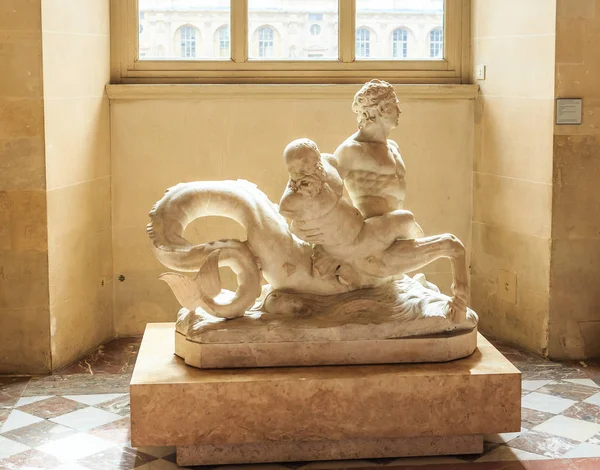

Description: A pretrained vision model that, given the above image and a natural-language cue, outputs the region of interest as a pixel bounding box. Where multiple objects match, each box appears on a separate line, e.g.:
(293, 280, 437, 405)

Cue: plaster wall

(470, 0, 556, 354)
(110, 94, 474, 335)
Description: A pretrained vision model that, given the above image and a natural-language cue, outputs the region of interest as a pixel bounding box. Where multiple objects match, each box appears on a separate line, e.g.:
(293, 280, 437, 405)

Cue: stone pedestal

(130, 323, 521, 466)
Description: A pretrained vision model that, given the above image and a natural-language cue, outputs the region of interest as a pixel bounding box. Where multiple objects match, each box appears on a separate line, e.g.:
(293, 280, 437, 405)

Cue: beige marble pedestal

(130, 323, 521, 466)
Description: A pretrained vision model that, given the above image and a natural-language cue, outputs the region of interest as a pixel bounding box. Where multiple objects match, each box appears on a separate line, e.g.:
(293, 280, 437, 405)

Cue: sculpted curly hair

(351, 79, 397, 129)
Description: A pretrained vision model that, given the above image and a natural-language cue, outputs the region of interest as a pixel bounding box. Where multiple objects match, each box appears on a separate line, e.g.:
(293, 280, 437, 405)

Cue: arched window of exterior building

(392, 28, 408, 58)
(356, 27, 371, 58)
(428, 28, 443, 58)
(257, 26, 275, 58)
(178, 25, 198, 58)
(217, 25, 230, 58)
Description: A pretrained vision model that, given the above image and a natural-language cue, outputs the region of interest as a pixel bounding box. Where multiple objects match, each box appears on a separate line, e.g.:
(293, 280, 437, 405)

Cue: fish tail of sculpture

(160, 249, 261, 319)
(147, 181, 271, 318)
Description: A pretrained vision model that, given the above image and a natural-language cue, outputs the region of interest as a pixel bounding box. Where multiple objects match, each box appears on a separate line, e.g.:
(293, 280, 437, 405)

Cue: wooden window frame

(111, 0, 471, 84)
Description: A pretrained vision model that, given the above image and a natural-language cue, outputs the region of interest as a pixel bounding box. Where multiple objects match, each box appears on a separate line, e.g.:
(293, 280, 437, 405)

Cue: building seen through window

(356, 28, 371, 58)
(392, 28, 408, 58)
(257, 26, 275, 58)
(429, 27, 443, 58)
(218, 25, 230, 58)
(138, 0, 444, 61)
(179, 25, 197, 58)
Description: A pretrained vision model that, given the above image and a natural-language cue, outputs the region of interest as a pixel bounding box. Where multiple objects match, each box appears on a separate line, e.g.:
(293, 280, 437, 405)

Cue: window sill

(105, 83, 479, 101)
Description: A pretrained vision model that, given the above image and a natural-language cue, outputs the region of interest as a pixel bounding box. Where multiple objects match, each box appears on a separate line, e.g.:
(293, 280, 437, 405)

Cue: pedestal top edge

(130, 323, 520, 386)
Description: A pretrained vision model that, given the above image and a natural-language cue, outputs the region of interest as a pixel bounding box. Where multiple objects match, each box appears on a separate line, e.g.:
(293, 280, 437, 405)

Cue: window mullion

(231, 0, 248, 63)
(339, 0, 355, 63)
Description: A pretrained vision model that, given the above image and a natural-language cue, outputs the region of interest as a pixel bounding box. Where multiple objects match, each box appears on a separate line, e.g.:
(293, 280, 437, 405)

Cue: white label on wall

(556, 98, 583, 125)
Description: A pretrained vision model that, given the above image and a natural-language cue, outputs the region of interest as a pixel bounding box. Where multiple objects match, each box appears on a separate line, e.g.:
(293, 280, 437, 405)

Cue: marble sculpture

(147, 79, 478, 367)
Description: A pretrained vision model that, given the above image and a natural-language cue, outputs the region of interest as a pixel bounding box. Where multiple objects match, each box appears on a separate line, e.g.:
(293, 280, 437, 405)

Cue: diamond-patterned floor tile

(0, 435, 31, 459)
(584, 391, 600, 407)
(563, 401, 600, 424)
(0, 377, 30, 408)
(78, 446, 157, 469)
(565, 378, 600, 388)
(36, 432, 115, 462)
(64, 393, 128, 406)
(0, 407, 10, 427)
(53, 464, 93, 470)
(565, 442, 600, 458)
(50, 406, 123, 431)
(0, 448, 63, 469)
(521, 391, 577, 414)
(521, 407, 555, 429)
(507, 430, 580, 458)
(95, 394, 130, 416)
(0, 409, 44, 433)
(0, 419, 76, 447)
(522, 380, 554, 391)
(88, 417, 131, 445)
(533, 415, 600, 442)
(14, 395, 53, 407)
(537, 381, 600, 401)
(17, 396, 87, 419)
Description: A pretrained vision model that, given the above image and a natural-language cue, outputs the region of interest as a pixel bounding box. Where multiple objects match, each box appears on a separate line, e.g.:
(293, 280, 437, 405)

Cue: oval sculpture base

(174, 327, 478, 369)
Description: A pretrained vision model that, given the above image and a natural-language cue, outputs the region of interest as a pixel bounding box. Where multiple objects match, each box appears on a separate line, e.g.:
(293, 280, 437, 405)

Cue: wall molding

(106, 84, 480, 101)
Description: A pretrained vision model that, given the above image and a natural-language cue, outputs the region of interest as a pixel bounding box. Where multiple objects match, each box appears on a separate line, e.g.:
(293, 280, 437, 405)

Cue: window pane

(248, 0, 338, 60)
(355, 0, 444, 60)
(138, 0, 231, 60)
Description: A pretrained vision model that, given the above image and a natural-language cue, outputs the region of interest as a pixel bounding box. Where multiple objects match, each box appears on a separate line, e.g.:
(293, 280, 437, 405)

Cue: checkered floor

(1, 337, 600, 469)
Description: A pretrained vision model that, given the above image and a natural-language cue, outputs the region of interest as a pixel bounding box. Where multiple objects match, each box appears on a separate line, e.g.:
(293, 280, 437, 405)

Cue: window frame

(111, 0, 470, 84)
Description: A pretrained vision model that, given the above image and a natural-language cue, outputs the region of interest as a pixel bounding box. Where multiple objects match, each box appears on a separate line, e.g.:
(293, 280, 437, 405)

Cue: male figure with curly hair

(334, 79, 417, 226)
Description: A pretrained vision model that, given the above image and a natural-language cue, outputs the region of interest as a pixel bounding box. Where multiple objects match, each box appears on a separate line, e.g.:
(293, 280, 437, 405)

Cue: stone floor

(1, 337, 600, 469)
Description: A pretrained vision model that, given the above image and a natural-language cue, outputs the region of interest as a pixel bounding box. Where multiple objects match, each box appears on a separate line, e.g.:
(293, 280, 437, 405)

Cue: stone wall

(41, 0, 113, 369)
(0, 1, 51, 374)
(0, 1, 112, 373)
(549, 0, 600, 358)
(470, 0, 557, 354)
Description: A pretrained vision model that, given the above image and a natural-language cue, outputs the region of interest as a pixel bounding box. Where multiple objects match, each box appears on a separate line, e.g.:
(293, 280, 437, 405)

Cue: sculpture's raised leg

(354, 234, 469, 322)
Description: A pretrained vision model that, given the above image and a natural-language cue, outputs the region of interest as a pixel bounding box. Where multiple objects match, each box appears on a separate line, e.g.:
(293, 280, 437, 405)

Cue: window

(179, 26, 197, 58)
(217, 25, 230, 58)
(114, 0, 467, 84)
(392, 28, 408, 59)
(355, 28, 371, 58)
(429, 28, 443, 58)
(257, 26, 275, 58)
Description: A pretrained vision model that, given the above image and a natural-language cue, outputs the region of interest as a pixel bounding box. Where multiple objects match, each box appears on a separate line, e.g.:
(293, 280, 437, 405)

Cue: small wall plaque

(556, 98, 583, 125)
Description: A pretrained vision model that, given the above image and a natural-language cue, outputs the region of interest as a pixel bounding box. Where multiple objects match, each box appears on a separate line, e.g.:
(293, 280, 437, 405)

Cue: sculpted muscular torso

(334, 79, 412, 221)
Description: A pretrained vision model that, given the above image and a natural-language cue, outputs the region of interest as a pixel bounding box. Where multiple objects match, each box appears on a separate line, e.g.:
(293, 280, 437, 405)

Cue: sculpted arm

(389, 139, 407, 207)
(333, 142, 360, 179)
